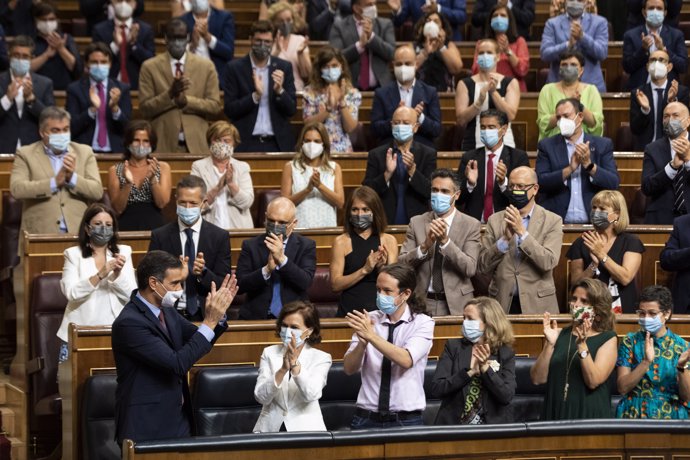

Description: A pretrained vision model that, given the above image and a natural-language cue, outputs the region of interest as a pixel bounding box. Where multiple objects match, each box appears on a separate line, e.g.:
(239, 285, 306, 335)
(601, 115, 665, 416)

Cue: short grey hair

(39, 106, 71, 131)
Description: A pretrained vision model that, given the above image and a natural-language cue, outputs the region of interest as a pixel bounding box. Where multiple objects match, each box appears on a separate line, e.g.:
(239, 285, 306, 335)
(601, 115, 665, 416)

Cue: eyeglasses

(635, 310, 662, 318)
(508, 183, 535, 191)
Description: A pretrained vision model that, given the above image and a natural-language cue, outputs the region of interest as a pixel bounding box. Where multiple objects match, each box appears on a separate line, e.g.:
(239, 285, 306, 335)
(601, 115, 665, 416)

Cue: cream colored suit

(399, 210, 482, 315)
(138, 52, 221, 154)
(478, 204, 563, 314)
(253, 344, 332, 432)
(10, 141, 103, 236)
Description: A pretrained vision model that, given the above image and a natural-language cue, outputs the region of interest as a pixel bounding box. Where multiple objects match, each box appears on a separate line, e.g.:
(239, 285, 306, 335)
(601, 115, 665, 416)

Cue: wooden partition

(73, 315, 690, 460)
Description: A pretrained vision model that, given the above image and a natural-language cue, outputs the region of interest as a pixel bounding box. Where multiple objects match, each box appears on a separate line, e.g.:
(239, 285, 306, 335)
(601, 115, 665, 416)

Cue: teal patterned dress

(616, 329, 689, 419)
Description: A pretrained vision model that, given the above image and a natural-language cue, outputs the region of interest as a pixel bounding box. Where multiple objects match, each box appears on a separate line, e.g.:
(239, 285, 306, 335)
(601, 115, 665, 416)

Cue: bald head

(664, 101, 689, 119)
(267, 196, 296, 221)
(392, 106, 418, 124)
(394, 45, 415, 63)
(510, 166, 537, 184)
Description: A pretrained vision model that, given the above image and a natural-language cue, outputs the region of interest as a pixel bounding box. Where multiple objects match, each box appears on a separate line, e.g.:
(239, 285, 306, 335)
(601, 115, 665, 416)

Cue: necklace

(563, 332, 582, 402)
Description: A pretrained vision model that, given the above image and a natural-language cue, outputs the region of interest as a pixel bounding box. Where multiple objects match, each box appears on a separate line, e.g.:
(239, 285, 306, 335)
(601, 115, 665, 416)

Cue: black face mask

(504, 186, 534, 209)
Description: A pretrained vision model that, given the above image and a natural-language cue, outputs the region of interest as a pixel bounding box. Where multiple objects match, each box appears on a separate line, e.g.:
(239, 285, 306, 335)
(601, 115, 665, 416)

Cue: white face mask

(361, 5, 377, 19)
(302, 141, 324, 159)
(394, 64, 415, 84)
(36, 20, 58, 35)
(154, 281, 184, 308)
(648, 61, 668, 80)
(423, 21, 440, 38)
(558, 116, 577, 138)
(113, 1, 133, 19)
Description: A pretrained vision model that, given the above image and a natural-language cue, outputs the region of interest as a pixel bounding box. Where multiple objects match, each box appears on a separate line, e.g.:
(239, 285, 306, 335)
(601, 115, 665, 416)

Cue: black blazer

(641, 136, 690, 224)
(630, 81, 690, 151)
(660, 214, 690, 313)
(0, 26, 7, 72)
(431, 338, 516, 424)
(31, 33, 83, 91)
(456, 145, 530, 221)
(0, 71, 54, 154)
(362, 140, 437, 225)
(180, 8, 235, 80)
(112, 291, 227, 444)
(235, 232, 316, 320)
(370, 79, 442, 148)
(65, 77, 132, 153)
(148, 220, 232, 316)
(92, 19, 155, 90)
(626, 0, 682, 30)
(622, 24, 688, 91)
(222, 55, 297, 152)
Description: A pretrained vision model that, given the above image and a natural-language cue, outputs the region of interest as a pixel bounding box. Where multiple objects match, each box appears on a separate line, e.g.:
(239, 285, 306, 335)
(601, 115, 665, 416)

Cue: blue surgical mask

(462, 319, 484, 343)
(646, 9, 664, 28)
(639, 315, 664, 335)
(48, 132, 70, 152)
(480, 129, 500, 148)
(392, 124, 414, 143)
(477, 53, 495, 71)
(490, 16, 509, 33)
(10, 58, 30, 77)
(430, 192, 453, 215)
(279, 326, 305, 347)
(376, 293, 401, 315)
(89, 64, 110, 82)
(177, 205, 201, 226)
(321, 67, 342, 83)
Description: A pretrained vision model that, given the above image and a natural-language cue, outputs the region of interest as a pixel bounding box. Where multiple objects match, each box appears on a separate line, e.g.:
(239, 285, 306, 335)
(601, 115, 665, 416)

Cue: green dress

(542, 327, 617, 420)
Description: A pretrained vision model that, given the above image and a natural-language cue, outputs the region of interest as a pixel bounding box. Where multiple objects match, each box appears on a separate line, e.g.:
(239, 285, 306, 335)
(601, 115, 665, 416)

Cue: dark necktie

(431, 241, 444, 293)
(655, 88, 665, 141)
(378, 320, 404, 414)
(358, 38, 370, 90)
(158, 308, 169, 336)
(184, 227, 198, 317)
(673, 166, 687, 215)
(96, 82, 107, 148)
(394, 150, 408, 224)
(483, 152, 496, 222)
(119, 24, 129, 84)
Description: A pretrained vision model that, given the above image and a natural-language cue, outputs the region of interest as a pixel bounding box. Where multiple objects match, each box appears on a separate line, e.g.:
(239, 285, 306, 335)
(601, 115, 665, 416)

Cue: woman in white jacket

(58, 203, 136, 459)
(253, 301, 333, 432)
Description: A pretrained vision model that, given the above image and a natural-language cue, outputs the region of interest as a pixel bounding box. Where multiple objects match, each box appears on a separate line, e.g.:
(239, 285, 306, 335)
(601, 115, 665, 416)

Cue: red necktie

(358, 48, 370, 90)
(119, 24, 129, 84)
(158, 309, 169, 333)
(483, 153, 496, 223)
(96, 82, 107, 148)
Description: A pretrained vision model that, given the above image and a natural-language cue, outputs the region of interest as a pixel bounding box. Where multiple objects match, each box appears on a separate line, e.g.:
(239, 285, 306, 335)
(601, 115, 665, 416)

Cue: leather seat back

(307, 267, 338, 319)
(512, 357, 546, 422)
(81, 373, 120, 460)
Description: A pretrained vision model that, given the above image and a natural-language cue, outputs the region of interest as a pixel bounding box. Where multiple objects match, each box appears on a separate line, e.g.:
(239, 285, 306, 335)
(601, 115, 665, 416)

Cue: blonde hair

(267, 1, 306, 36)
(205, 120, 241, 147)
(466, 297, 514, 352)
(477, 38, 499, 54)
(591, 190, 628, 234)
(293, 122, 334, 173)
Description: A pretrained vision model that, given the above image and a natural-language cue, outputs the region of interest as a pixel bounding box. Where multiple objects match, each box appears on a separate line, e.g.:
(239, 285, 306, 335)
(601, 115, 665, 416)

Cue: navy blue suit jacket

(0, 26, 7, 72)
(536, 133, 620, 219)
(640, 136, 690, 224)
(627, 0, 682, 30)
(65, 77, 132, 153)
(660, 214, 690, 312)
(92, 19, 155, 90)
(235, 232, 316, 320)
(622, 24, 688, 91)
(80, 0, 144, 34)
(0, 71, 54, 154)
(630, 80, 690, 151)
(222, 55, 297, 152)
(363, 140, 437, 224)
(112, 292, 227, 444)
(370, 79, 441, 148)
(148, 220, 232, 317)
(180, 7, 235, 80)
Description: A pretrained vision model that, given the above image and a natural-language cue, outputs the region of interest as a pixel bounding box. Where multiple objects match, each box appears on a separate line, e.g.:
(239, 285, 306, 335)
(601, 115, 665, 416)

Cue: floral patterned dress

(616, 329, 689, 419)
(302, 85, 361, 153)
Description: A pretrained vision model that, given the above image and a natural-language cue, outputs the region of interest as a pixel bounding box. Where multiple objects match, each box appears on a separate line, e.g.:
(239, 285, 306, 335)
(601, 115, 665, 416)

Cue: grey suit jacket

(0, 71, 54, 153)
(328, 15, 396, 89)
(477, 204, 563, 314)
(399, 210, 481, 315)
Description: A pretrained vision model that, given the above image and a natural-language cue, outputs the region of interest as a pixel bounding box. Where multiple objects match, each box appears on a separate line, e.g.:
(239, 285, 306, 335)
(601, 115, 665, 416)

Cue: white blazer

(57, 245, 137, 342)
(190, 156, 255, 229)
(253, 344, 332, 432)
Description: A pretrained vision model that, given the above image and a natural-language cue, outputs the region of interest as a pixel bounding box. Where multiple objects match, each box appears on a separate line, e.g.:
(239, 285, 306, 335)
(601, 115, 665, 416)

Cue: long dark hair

(413, 11, 453, 47)
(78, 203, 120, 258)
(309, 45, 353, 92)
(379, 263, 428, 316)
(484, 5, 518, 42)
(343, 186, 387, 235)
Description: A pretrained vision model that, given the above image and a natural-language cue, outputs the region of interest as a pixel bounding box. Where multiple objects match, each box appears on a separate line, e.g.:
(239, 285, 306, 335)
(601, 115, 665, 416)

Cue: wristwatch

(600, 256, 609, 265)
(579, 350, 590, 359)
